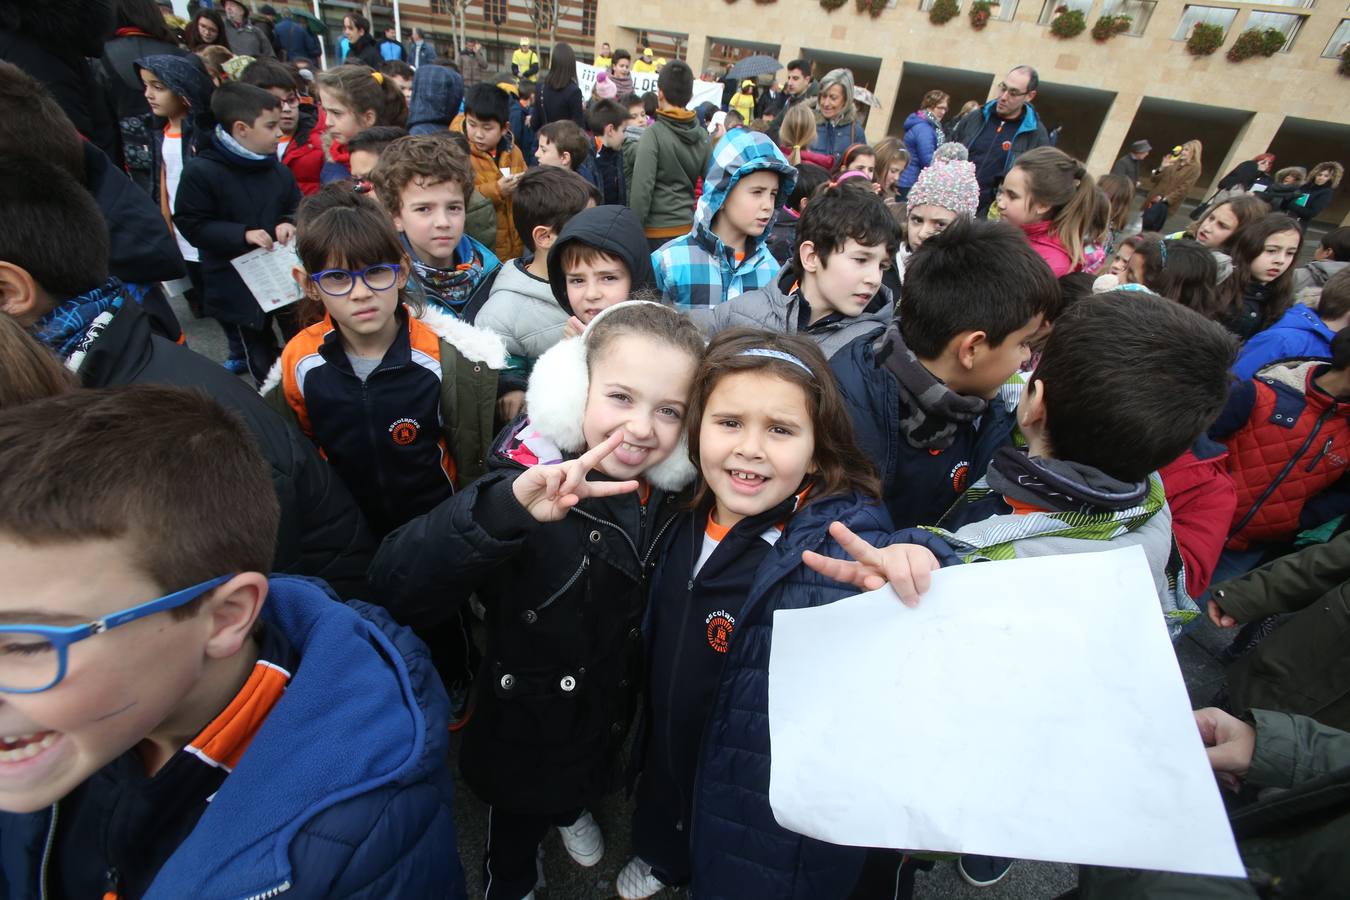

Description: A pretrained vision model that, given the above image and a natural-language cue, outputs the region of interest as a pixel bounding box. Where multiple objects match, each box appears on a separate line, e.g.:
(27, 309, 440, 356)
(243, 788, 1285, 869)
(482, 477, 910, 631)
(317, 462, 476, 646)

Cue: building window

(1172, 5, 1239, 40)
(431, 0, 449, 13)
(1324, 18, 1350, 58)
(483, 0, 509, 23)
(1039, 0, 1091, 26)
(1243, 10, 1304, 51)
(1251, 0, 1314, 7)
(990, 0, 1019, 21)
(582, 0, 596, 36)
(1104, 0, 1156, 35)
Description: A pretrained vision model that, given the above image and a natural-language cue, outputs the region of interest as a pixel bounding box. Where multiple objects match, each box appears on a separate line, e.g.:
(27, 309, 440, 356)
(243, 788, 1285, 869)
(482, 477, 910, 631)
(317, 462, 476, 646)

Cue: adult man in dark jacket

(407, 27, 437, 69)
(1111, 139, 1152, 188)
(220, 0, 275, 58)
(950, 65, 1051, 215)
(458, 39, 490, 86)
(0, 155, 376, 599)
(766, 57, 816, 144)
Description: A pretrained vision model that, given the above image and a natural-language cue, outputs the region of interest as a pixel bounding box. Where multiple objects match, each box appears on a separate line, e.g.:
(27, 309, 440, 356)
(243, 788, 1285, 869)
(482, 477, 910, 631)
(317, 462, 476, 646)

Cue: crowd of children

(1, 21, 1350, 900)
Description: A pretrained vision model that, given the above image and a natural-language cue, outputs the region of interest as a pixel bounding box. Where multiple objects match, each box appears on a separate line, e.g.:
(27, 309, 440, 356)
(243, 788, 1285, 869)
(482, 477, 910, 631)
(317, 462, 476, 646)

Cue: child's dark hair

(657, 60, 694, 107)
(587, 98, 627, 134)
(1332, 326, 1350, 371)
(538, 120, 590, 171)
(517, 81, 535, 102)
(0, 62, 86, 183)
(641, 91, 658, 117)
(1319, 269, 1350, 322)
(1133, 237, 1223, 320)
(210, 81, 280, 131)
(1057, 272, 1094, 316)
(1321, 226, 1350, 262)
(316, 64, 408, 128)
(464, 82, 510, 125)
(513, 166, 593, 252)
(380, 59, 415, 82)
(585, 301, 704, 375)
(900, 218, 1058, 359)
(239, 57, 300, 93)
(0, 155, 107, 298)
(1033, 294, 1236, 481)
(295, 184, 418, 324)
(0, 385, 279, 616)
(834, 143, 874, 176)
(686, 328, 881, 505)
(369, 133, 475, 217)
(1009, 146, 1097, 269)
(1097, 173, 1132, 233)
(348, 125, 410, 157)
(1219, 213, 1302, 329)
(612, 48, 631, 64)
(794, 180, 898, 276)
(786, 162, 829, 214)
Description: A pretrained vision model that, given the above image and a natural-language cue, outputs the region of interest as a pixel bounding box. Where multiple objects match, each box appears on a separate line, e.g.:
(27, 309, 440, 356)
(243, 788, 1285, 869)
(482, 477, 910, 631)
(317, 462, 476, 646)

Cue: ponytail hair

(316, 63, 408, 128)
(1012, 146, 1096, 269)
(778, 103, 816, 166)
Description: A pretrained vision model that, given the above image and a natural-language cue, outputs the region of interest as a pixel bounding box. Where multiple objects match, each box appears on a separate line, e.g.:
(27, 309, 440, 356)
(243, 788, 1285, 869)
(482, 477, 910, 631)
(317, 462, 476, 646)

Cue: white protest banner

(577, 61, 724, 111)
(768, 546, 1244, 878)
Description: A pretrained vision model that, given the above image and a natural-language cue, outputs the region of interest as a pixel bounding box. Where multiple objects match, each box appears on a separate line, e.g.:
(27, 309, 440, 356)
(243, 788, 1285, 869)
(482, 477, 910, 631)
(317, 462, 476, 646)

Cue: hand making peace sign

(511, 430, 640, 522)
(801, 522, 941, 607)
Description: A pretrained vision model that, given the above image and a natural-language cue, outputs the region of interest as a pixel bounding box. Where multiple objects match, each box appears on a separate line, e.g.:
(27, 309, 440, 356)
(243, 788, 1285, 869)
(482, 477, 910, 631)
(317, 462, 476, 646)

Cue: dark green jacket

(628, 109, 711, 234)
(466, 188, 498, 256)
(1079, 709, 1350, 899)
(1213, 531, 1350, 730)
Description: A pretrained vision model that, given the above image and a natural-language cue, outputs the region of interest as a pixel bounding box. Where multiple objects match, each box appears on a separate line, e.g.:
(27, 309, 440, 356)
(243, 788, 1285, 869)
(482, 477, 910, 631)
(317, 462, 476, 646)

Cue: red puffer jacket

(284, 102, 326, 196)
(1158, 437, 1237, 596)
(1211, 359, 1350, 551)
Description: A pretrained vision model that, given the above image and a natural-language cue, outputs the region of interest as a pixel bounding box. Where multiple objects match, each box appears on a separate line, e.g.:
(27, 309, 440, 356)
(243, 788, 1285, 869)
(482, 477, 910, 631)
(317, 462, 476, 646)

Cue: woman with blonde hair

(1285, 161, 1344, 225)
(777, 102, 835, 169)
(1142, 139, 1202, 231)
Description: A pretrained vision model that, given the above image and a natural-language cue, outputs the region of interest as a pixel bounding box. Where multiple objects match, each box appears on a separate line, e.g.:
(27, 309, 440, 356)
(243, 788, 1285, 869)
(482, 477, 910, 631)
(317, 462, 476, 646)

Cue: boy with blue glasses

(0, 385, 466, 899)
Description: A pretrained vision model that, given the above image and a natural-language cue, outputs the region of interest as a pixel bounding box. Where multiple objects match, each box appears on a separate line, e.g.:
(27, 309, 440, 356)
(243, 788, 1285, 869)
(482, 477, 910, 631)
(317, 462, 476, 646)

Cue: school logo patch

(950, 460, 971, 494)
(389, 418, 419, 446)
(706, 610, 736, 654)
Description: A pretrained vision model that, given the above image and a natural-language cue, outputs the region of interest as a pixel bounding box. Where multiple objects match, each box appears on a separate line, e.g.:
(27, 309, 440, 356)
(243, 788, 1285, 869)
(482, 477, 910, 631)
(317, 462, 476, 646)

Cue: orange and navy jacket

(278, 306, 456, 536)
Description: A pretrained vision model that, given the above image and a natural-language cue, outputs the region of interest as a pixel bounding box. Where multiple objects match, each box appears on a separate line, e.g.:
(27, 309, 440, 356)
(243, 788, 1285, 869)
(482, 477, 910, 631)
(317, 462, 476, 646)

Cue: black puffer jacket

(371, 422, 686, 814)
(77, 298, 377, 599)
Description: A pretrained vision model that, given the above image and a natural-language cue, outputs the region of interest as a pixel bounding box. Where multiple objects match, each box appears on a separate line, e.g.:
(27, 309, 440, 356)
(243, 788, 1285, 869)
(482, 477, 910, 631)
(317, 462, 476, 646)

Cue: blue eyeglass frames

(309, 263, 402, 297)
(0, 575, 235, 694)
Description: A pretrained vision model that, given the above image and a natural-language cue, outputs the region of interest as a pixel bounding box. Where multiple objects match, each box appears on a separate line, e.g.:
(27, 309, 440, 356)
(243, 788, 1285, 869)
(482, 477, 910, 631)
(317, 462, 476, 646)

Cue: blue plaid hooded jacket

(652, 129, 797, 309)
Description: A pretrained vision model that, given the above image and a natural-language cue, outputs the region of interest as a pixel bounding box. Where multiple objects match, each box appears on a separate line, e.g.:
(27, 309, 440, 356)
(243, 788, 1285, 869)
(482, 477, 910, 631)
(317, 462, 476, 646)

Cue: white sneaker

(556, 810, 604, 867)
(616, 856, 666, 899)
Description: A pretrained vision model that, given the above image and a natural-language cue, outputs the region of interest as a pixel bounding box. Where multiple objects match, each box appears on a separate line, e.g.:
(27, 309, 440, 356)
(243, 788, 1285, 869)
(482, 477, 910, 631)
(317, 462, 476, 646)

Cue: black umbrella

(728, 54, 782, 81)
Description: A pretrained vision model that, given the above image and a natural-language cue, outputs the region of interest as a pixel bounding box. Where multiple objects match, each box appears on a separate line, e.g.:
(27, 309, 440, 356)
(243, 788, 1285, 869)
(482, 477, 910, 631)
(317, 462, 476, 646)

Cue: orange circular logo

(950, 461, 970, 494)
(705, 610, 735, 654)
(389, 418, 419, 446)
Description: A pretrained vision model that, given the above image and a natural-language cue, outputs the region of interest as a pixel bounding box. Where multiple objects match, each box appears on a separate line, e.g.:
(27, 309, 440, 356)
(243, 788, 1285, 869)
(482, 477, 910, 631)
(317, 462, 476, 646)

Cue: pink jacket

(1021, 220, 1075, 277)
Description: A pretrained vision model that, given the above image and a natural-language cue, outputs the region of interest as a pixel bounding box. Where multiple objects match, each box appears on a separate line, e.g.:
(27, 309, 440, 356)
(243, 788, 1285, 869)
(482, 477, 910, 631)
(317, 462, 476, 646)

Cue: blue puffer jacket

(671, 491, 958, 899)
(0, 577, 465, 900)
(1232, 303, 1336, 381)
(898, 110, 940, 190)
(830, 325, 1017, 529)
(652, 127, 798, 309)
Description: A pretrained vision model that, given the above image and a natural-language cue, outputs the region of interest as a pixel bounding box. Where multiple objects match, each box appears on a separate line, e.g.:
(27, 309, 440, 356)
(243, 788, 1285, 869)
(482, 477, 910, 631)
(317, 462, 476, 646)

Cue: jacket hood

(1270, 303, 1335, 341)
(546, 205, 656, 313)
(695, 127, 797, 234)
(407, 64, 464, 135)
(135, 53, 215, 120)
(902, 110, 930, 131)
(1255, 357, 1327, 393)
(0, 0, 112, 56)
(655, 110, 706, 146)
(494, 256, 555, 302)
(522, 301, 698, 492)
(144, 577, 451, 898)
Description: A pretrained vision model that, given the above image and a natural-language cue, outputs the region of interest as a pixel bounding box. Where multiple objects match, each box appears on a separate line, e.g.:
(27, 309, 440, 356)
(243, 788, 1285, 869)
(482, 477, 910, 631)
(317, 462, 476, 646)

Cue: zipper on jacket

(538, 555, 589, 611)
(1229, 404, 1335, 538)
(38, 803, 57, 900)
(1306, 436, 1334, 472)
(243, 880, 292, 900)
(104, 867, 121, 899)
(570, 507, 641, 563)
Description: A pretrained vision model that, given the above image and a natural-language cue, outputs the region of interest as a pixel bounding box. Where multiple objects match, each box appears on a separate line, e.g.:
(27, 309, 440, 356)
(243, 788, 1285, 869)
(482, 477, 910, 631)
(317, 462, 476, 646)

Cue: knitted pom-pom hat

(907, 159, 979, 219)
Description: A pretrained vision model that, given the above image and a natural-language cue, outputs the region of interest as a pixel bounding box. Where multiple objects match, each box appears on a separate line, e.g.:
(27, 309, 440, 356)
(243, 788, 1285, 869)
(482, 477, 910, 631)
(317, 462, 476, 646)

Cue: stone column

(1084, 91, 1141, 176)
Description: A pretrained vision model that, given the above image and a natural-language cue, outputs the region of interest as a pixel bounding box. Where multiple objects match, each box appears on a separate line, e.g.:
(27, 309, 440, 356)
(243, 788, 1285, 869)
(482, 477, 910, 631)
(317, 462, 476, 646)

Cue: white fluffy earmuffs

(524, 302, 698, 492)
